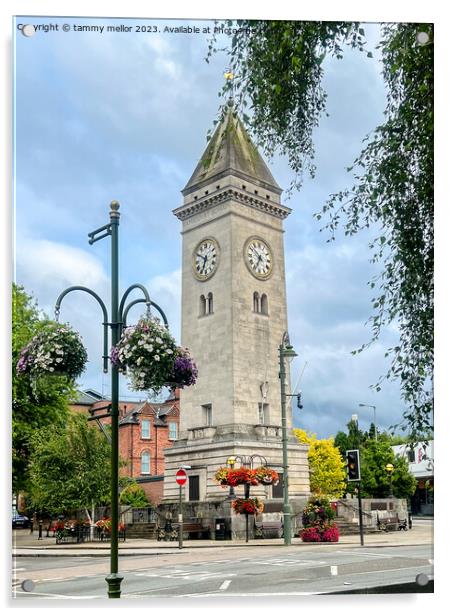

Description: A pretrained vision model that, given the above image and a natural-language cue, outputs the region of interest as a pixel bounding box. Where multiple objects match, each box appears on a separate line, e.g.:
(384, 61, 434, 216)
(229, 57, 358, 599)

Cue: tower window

(253, 292, 269, 315)
(242, 185, 246, 190)
(258, 402, 269, 425)
(253, 291, 260, 313)
(202, 404, 212, 427)
(189, 475, 200, 501)
(199, 294, 206, 316)
(207, 292, 213, 314)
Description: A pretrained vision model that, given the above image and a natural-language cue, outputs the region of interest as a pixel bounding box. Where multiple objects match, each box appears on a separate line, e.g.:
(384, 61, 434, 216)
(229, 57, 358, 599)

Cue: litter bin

(215, 519, 226, 540)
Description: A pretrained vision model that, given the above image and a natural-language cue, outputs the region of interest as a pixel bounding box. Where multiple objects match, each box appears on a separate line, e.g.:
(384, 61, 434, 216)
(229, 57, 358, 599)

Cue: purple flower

(171, 354, 198, 387)
(110, 345, 121, 367)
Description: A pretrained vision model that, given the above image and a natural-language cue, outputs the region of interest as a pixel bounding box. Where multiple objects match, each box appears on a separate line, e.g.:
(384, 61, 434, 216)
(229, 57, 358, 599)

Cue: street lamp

(54, 201, 169, 599)
(358, 403, 377, 441)
(279, 331, 297, 546)
(350, 415, 364, 546)
(226, 456, 236, 500)
(385, 463, 394, 498)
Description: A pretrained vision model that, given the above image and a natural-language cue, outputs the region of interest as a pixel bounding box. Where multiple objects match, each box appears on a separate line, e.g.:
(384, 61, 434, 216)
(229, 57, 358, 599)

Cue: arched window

(261, 294, 268, 315)
(253, 292, 260, 313)
(207, 292, 213, 314)
(141, 450, 150, 475)
(199, 294, 206, 316)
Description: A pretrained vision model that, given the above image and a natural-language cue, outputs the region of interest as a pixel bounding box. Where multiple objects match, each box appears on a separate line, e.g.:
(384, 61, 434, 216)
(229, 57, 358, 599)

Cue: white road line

(331, 566, 338, 576)
(219, 580, 231, 591)
(13, 590, 101, 599)
(13, 568, 26, 572)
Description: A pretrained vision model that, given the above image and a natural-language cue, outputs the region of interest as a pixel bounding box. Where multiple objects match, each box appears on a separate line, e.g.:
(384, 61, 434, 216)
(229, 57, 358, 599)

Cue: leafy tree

(334, 423, 416, 498)
(28, 413, 111, 524)
(119, 481, 150, 508)
(208, 21, 433, 437)
(294, 428, 346, 498)
(359, 438, 417, 499)
(12, 284, 72, 495)
(334, 419, 366, 457)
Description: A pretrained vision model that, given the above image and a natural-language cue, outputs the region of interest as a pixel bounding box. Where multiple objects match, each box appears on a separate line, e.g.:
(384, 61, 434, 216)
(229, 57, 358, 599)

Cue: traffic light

(346, 449, 361, 481)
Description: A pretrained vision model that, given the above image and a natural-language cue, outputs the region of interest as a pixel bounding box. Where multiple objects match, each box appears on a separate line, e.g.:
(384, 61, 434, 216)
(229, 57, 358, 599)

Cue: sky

(11, 12, 426, 441)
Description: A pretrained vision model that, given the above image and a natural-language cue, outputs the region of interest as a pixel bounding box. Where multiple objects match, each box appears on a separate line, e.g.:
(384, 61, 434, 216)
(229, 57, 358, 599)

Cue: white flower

(154, 355, 160, 361)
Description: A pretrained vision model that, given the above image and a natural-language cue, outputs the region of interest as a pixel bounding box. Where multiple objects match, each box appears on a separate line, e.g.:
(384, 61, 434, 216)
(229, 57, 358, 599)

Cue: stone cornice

(173, 188, 292, 222)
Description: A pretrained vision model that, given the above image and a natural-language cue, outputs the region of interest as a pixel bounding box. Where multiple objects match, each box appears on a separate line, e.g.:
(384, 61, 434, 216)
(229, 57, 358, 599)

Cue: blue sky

(11, 14, 424, 439)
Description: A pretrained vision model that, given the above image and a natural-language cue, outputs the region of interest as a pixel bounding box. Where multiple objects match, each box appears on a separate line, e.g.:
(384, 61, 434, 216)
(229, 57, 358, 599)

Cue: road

(13, 543, 433, 599)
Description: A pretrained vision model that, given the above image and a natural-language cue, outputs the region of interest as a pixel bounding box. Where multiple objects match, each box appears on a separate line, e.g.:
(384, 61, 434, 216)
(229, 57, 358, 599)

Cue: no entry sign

(176, 468, 187, 486)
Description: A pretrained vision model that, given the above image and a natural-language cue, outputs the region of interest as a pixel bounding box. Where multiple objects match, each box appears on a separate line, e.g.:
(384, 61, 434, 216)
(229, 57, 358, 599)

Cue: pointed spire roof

(182, 102, 281, 196)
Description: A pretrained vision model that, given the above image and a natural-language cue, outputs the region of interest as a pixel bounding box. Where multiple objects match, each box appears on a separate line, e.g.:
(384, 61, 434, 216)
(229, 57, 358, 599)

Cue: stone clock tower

(163, 102, 310, 532)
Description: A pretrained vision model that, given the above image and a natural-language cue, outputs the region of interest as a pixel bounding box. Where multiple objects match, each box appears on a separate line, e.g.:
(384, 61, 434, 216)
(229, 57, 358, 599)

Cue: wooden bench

(377, 513, 407, 532)
(256, 521, 283, 539)
(157, 521, 210, 541)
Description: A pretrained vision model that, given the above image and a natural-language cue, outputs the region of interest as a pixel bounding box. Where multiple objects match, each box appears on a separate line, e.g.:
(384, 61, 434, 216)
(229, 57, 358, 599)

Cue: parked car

(12, 512, 30, 529)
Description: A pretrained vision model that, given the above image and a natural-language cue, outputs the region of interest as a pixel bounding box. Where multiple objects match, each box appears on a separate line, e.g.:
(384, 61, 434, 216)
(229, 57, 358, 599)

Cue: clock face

(245, 237, 273, 279)
(193, 238, 219, 280)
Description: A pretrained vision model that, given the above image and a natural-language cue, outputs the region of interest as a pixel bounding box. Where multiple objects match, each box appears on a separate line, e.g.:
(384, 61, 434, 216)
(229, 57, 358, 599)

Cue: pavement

(12, 517, 433, 557)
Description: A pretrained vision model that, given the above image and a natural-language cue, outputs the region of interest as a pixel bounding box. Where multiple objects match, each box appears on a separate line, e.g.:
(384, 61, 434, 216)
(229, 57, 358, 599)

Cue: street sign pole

(178, 483, 183, 550)
(176, 468, 188, 550)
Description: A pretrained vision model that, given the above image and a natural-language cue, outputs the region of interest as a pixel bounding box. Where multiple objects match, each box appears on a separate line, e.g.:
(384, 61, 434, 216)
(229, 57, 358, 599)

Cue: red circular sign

(176, 469, 187, 485)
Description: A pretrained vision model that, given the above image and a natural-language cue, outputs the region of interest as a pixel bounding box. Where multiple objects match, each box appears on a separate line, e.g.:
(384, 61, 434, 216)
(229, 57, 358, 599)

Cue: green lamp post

(385, 463, 395, 498)
(279, 331, 297, 546)
(54, 201, 169, 599)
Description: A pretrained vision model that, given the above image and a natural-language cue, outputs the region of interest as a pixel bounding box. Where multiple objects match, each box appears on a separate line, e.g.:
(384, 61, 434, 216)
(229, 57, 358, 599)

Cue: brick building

(70, 389, 180, 504)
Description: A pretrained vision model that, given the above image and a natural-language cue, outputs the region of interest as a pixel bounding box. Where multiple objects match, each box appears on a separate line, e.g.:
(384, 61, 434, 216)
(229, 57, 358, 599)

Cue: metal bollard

(38, 519, 43, 540)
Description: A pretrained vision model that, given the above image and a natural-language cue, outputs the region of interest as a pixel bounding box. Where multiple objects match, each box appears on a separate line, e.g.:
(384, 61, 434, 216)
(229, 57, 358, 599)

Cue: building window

(253, 291, 260, 312)
(141, 451, 150, 475)
(141, 419, 151, 440)
(272, 473, 284, 499)
(202, 404, 212, 427)
(258, 403, 269, 425)
(253, 292, 269, 315)
(207, 292, 213, 314)
(169, 422, 178, 440)
(407, 449, 415, 463)
(199, 294, 206, 316)
(189, 475, 200, 501)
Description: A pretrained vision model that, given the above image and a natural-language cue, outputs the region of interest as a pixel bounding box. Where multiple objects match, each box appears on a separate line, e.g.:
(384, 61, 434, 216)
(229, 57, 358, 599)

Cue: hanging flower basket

(16, 322, 87, 380)
(254, 467, 279, 485)
(214, 466, 278, 487)
(232, 498, 264, 515)
(111, 317, 197, 393)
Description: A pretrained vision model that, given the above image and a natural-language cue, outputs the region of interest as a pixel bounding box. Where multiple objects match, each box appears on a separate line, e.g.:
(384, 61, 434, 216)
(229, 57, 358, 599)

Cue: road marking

(13, 568, 26, 572)
(136, 569, 238, 581)
(219, 580, 231, 591)
(13, 590, 101, 599)
(246, 558, 327, 567)
(331, 566, 338, 576)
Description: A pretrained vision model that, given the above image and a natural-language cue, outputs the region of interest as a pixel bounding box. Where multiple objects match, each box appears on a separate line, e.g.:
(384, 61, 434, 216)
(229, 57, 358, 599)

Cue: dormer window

(141, 418, 151, 439)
